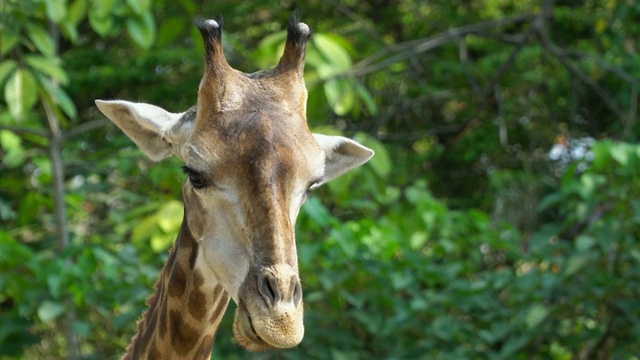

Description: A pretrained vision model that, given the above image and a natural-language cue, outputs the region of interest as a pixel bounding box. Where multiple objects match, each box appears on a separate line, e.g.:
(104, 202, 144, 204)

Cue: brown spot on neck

(120, 216, 231, 360)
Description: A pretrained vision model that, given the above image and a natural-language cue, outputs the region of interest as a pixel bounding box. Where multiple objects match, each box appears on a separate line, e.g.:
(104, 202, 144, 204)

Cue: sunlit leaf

(60, 22, 79, 44)
(525, 304, 549, 329)
(47, 274, 62, 299)
(126, 11, 156, 49)
(68, 0, 88, 25)
(38, 300, 66, 322)
(151, 233, 174, 252)
(0, 130, 25, 167)
(355, 81, 378, 115)
(131, 214, 159, 245)
(324, 78, 355, 116)
(565, 254, 591, 277)
(253, 31, 286, 69)
(302, 197, 334, 228)
(0, 32, 19, 56)
(354, 132, 391, 178)
(127, 0, 151, 15)
(4, 69, 38, 122)
(156, 200, 183, 233)
(26, 24, 55, 57)
(39, 76, 77, 119)
(575, 235, 595, 252)
(611, 143, 631, 166)
(90, 0, 116, 18)
(46, 0, 67, 23)
(88, 11, 114, 37)
(25, 56, 69, 85)
(313, 33, 351, 71)
(0, 60, 17, 89)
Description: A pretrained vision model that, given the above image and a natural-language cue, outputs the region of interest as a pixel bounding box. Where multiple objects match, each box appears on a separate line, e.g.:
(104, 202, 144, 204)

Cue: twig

(0, 125, 48, 137)
(534, 0, 623, 119)
(566, 49, 640, 85)
(63, 119, 110, 140)
(624, 85, 637, 140)
(344, 14, 536, 78)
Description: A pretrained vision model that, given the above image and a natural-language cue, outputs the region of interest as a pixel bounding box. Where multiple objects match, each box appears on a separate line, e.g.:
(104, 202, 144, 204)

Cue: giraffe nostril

(292, 278, 302, 306)
(258, 274, 278, 305)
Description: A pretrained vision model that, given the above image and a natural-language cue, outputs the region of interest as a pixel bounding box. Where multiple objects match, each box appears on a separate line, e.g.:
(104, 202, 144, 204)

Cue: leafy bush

(211, 140, 640, 359)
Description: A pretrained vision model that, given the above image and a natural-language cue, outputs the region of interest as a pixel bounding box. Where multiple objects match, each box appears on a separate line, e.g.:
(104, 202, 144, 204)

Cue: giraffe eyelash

(182, 166, 208, 189)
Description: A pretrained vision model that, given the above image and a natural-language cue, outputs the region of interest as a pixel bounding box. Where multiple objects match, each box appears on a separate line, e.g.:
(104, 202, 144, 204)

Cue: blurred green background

(1, 0, 640, 359)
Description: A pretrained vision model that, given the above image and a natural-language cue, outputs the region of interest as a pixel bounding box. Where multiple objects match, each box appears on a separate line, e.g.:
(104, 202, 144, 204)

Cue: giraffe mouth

(233, 300, 304, 351)
(233, 305, 272, 351)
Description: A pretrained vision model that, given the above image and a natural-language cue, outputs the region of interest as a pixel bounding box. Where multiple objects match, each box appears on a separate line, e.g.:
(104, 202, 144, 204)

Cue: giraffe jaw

(233, 302, 304, 351)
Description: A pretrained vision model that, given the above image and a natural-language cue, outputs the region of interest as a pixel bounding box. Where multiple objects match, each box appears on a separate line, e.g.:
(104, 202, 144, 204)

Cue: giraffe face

(95, 16, 374, 352)
(180, 108, 324, 350)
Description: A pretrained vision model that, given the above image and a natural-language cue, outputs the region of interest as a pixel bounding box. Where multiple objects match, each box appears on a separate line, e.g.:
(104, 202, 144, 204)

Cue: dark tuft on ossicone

(196, 17, 223, 40)
(287, 12, 311, 46)
(196, 17, 224, 63)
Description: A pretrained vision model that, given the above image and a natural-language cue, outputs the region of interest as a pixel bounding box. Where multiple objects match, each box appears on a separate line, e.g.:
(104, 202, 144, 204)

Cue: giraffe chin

(233, 304, 304, 351)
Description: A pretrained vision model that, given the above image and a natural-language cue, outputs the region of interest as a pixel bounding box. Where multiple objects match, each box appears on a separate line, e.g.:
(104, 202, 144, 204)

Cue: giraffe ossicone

(96, 14, 373, 359)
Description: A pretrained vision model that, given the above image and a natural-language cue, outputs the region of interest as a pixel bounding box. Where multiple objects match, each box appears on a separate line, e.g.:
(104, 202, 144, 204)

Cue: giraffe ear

(312, 134, 374, 186)
(95, 100, 190, 161)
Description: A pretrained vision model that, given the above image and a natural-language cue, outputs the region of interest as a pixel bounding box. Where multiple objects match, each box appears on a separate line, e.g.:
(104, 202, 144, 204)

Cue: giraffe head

(95, 16, 373, 351)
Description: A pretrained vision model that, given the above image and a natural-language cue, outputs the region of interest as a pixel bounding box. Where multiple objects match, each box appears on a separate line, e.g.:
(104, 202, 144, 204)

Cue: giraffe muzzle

(233, 264, 305, 351)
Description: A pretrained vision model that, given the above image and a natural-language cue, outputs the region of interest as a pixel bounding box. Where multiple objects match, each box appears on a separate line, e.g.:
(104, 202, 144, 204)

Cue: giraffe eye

(182, 166, 208, 189)
(307, 178, 322, 192)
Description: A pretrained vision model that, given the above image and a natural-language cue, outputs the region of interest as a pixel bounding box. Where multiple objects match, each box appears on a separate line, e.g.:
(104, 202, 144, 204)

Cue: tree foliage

(1, 0, 640, 359)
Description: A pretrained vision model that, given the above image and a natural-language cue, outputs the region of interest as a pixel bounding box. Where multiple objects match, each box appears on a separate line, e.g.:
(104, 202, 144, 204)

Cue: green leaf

(91, 0, 116, 18)
(0, 130, 25, 167)
(47, 274, 63, 299)
(157, 17, 185, 47)
(525, 304, 550, 329)
(354, 133, 391, 178)
(590, 140, 612, 171)
(131, 214, 159, 244)
(67, 0, 88, 26)
(313, 33, 352, 71)
(38, 300, 66, 322)
(0, 31, 19, 56)
(355, 81, 378, 116)
(565, 253, 591, 277)
(46, 0, 67, 23)
(25, 56, 69, 85)
(88, 11, 114, 37)
(252, 31, 286, 69)
(127, 0, 151, 15)
(151, 233, 174, 252)
(39, 76, 77, 119)
(156, 200, 183, 233)
(60, 22, 79, 44)
(302, 197, 334, 228)
(611, 143, 631, 166)
(26, 24, 55, 57)
(4, 69, 38, 122)
(324, 78, 355, 116)
(126, 11, 156, 49)
(575, 235, 595, 252)
(0, 60, 17, 89)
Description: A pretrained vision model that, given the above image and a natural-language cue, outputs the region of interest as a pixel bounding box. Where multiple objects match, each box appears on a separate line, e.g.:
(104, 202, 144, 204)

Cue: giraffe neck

(121, 213, 231, 360)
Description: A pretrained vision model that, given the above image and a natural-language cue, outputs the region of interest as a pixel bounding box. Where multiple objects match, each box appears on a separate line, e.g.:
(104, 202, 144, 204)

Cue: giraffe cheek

(185, 194, 205, 240)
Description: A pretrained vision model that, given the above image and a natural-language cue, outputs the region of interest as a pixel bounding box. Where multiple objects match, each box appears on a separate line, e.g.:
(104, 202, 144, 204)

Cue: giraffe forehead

(187, 111, 321, 176)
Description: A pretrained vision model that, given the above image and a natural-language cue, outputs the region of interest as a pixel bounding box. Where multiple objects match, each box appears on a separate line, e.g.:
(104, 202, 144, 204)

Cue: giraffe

(95, 15, 373, 359)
